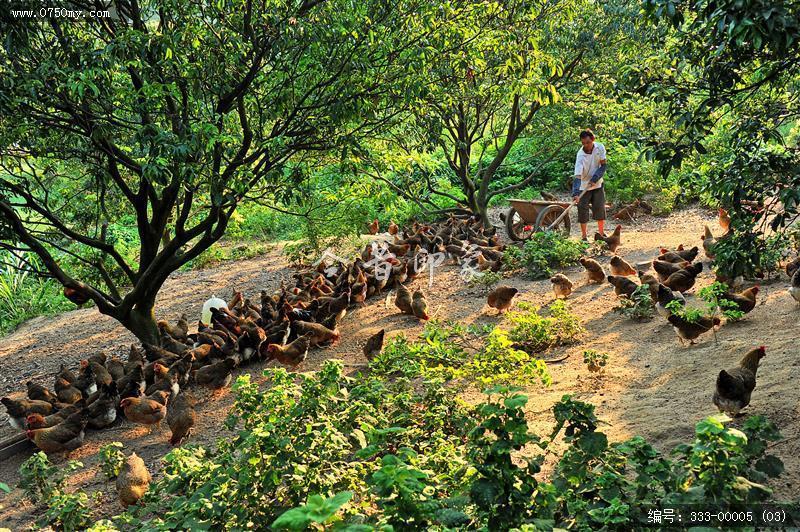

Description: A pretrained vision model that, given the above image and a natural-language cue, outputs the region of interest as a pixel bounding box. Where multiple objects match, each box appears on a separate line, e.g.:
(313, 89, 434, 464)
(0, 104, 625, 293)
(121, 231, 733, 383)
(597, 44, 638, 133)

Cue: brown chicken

(388, 221, 399, 235)
(669, 245, 699, 262)
(652, 259, 690, 283)
(395, 284, 414, 315)
(106, 356, 126, 382)
(718, 207, 731, 233)
(158, 313, 189, 342)
(27, 409, 88, 453)
(579, 257, 606, 283)
(292, 321, 340, 347)
(55, 363, 76, 384)
(487, 286, 519, 314)
(411, 290, 430, 320)
(790, 268, 800, 304)
(25, 405, 81, 429)
(594, 225, 622, 253)
(2, 397, 53, 430)
(367, 219, 380, 235)
(167, 392, 197, 446)
(550, 274, 573, 299)
(667, 314, 720, 345)
(192, 358, 237, 390)
(263, 335, 311, 369)
(363, 329, 385, 361)
(120, 395, 167, 427)
(663, 262, 703, 293)
(785, 256, 800, 279)
(702, 225, 717, 259)
(609, 256, 636, 276)
(25, 381, 56, 404)
(719, 286, 759, 315)
(55, 377, 83, 405)
(607, 275, 638, 298)
(637, 271, 660, 301)
(713, 346, 765, 415)
(117, 453, 151, 507)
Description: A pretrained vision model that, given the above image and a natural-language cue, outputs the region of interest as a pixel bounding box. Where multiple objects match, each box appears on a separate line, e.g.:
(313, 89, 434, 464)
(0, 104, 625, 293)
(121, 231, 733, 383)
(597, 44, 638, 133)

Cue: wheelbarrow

(503, 194, 580, 241)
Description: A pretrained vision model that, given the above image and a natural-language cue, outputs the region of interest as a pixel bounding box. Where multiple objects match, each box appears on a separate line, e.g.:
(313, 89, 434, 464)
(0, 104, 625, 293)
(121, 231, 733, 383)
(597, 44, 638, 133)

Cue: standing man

(572, 129, 607, 240)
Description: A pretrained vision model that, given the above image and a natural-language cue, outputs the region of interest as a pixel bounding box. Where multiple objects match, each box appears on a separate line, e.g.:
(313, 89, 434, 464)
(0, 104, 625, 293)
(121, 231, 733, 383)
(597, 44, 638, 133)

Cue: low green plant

(99, 442, 126, 480)
(582, 350, 609, 372)
(40, 490, 96, 531)
(698, 281, 746, 322)
(271, 491, 353, 530)
(466, 328, 551, 386)
(506, 300, 584, 351)
(18, 452, 82, 502)
(500, 245, 523, 271)
(614, 284, 655, 320)
(467, 270, 502, 288)
(665, 299, 705, 323)
(520, 231, 588, 279)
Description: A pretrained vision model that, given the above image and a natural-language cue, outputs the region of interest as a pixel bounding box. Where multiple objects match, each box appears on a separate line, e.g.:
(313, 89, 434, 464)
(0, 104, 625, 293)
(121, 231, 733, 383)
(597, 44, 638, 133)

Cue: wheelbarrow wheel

(505, 207, 535, 241)
(534, 205, 571, 236)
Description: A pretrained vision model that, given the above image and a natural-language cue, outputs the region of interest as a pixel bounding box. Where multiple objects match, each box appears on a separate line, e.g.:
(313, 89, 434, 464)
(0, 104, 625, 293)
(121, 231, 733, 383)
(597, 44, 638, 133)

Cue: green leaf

(755, 455, 784, 478)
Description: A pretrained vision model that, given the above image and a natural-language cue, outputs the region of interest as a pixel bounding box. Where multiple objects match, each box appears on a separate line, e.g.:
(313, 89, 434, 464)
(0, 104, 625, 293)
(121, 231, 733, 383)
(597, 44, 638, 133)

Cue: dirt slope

(1, 207, 798, 527)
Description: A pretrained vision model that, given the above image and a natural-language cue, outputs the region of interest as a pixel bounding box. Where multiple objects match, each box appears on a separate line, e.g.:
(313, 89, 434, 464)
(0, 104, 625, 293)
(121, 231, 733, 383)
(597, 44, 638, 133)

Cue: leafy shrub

(582, 349, 609, 372)
(665, 299, 705, 323)
(272, 491, 353, 530)
(520, 231, 587, 279)
(614, 284, 654, 320)
(40, 490, 96, 531)
(467, 386, 549, 529)
(99, 442, 125, 480)
(18, 452, 82, 502)
(698, 281, 745, 322)
(712, 231, 787, 281)
(466, 328, 551, 386)
(467, 270, 502, 288)
(507, 300, 584, 351)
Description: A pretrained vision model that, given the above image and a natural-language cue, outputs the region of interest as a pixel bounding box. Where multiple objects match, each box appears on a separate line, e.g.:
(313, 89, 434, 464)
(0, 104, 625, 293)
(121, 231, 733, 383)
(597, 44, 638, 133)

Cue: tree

(639, 0, 800, 277)
(377, 0, 645, 225)
(0, 0, 443, 343)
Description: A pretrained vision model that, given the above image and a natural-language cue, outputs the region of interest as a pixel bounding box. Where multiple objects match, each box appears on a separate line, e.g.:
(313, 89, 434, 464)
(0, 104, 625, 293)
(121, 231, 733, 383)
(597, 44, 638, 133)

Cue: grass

(0, 253, 74, 337)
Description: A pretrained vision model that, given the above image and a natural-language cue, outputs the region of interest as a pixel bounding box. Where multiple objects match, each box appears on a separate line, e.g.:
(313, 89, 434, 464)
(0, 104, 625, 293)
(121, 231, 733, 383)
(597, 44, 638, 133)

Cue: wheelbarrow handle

(546, 190, 586, 231)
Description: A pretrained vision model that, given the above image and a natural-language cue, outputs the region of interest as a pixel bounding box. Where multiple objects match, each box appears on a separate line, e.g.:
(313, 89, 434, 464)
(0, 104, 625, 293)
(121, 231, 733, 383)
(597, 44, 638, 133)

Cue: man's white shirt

(574, 142, 606, 191)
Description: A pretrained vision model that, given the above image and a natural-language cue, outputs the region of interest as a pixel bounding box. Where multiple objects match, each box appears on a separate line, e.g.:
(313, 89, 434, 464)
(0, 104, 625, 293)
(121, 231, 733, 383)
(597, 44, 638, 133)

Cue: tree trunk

(121, 304, 161, 346)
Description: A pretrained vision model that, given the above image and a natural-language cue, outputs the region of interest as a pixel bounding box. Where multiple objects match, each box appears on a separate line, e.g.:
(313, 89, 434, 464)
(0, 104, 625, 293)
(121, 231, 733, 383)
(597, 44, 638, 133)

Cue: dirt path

(1, 207, 799, 527)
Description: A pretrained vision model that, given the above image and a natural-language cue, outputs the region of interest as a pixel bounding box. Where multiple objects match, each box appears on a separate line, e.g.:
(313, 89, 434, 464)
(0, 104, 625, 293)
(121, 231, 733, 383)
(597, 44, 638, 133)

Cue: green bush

(520, 231, 588, 279)
(506, 300, 584, 351)
(614, 284, 655, 321)
(99, 442, 126, 480)
(18, 452, 82, 503)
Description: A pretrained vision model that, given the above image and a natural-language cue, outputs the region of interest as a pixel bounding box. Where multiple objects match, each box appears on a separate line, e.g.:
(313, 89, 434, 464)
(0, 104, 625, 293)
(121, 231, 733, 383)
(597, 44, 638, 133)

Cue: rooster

(713, 346, 765, 415)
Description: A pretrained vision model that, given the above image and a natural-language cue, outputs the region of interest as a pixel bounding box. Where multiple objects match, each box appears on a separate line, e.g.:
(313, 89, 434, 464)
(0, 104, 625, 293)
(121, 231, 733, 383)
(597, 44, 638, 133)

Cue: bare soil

(1, 207, 799, 528)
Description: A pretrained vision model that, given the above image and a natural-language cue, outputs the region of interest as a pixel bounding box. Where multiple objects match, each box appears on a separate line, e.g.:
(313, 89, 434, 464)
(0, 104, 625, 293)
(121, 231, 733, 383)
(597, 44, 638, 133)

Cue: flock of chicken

(496, 207, 794, 417)
(1, 215, 503, 463)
